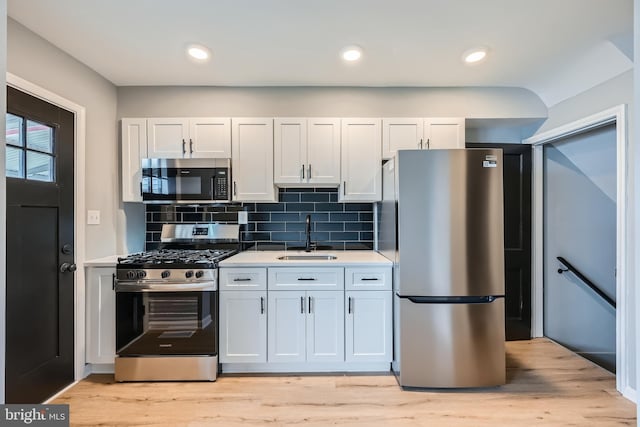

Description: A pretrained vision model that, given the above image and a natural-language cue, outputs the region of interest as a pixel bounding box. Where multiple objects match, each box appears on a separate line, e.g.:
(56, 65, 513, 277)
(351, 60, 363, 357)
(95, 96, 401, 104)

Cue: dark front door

(468, 143, 532, 340)
(5, 86, 75, 403)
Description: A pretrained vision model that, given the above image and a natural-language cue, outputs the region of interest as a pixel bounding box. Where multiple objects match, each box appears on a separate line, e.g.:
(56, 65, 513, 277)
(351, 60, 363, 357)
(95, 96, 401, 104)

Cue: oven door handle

(115, 281, 217, 292)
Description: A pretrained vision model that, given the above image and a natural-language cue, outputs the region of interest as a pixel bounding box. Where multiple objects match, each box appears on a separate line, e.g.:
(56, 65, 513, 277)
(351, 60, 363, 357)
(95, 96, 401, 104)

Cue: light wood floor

(54, 339, 635, 426)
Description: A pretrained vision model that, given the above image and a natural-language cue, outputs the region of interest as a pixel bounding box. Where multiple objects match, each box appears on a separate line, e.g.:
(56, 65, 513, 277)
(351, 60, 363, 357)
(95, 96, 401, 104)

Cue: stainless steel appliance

(379, 149, 505, 388)
(141, 158, 231, 204)
(115, 223, 239, 381)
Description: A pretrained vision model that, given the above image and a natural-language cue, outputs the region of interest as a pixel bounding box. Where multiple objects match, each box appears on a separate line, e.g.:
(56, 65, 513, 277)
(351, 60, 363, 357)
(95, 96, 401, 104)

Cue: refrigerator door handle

(397, 294, 502, 304)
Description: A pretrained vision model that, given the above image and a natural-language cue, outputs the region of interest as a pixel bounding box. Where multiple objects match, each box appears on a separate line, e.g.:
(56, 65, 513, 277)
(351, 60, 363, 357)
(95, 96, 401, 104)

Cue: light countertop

(218, 250, 392, 268)
(84, 255, 124, 267)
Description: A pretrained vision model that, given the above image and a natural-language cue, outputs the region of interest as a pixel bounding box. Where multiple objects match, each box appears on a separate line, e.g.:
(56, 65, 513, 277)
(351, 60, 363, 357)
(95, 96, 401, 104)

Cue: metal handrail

(557, 256, 616, 309)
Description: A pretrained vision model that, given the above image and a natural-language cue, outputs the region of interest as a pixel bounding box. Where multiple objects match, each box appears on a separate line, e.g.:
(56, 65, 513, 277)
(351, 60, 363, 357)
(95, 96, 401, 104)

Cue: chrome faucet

(305, 214, 314, 252)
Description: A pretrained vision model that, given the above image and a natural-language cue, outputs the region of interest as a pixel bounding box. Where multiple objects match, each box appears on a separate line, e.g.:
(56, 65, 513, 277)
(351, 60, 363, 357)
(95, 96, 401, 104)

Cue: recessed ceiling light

(186, 44, 211, 62)
(462, 47, 488, 64)
(341, 45, 363, 62)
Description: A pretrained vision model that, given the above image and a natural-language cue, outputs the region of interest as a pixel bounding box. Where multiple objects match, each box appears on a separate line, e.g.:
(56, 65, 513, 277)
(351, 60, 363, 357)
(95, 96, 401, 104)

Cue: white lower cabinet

(86, 267, 116, 365)
(219, 290, 267, 363)
(268, 290, 344, 363)
(345, 291, 392, 363)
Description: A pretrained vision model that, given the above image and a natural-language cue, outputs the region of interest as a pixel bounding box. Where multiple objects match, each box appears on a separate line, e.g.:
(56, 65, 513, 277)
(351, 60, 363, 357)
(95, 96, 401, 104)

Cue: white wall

(7, 18, 119, 259)
(634, 0, 640, 414)
(1, 0, 7, 405)
(534, 69, 635, 391)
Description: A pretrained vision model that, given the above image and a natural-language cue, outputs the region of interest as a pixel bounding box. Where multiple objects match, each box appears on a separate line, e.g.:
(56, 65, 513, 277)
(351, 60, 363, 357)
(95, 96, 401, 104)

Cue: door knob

(60, 263, 77, 273)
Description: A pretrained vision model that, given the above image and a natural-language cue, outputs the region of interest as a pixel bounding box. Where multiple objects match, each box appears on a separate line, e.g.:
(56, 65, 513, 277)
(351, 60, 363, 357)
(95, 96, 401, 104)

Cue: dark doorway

(5, 86, 75, 403)
(468, 143, 532, 340)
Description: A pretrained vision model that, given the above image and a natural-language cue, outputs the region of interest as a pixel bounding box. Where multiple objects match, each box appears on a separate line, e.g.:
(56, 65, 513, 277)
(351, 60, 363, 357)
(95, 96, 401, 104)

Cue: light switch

(237, 211, 248, 225)
(87, 210, 101, 225)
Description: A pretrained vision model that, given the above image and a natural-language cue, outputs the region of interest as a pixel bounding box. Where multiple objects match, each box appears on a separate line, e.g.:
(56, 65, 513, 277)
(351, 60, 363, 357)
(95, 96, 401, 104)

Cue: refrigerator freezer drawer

(395, 296, 505, 388)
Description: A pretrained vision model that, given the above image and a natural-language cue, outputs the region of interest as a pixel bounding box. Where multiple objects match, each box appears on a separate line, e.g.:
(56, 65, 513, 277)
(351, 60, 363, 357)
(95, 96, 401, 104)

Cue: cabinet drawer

(219, 268, 267, 290)
(345, 267, 392, 290)
(268, 267, 344, 291)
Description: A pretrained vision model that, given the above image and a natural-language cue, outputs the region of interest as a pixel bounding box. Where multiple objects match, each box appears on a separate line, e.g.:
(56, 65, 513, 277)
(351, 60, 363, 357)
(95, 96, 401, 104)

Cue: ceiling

(7, 0, 634, 107)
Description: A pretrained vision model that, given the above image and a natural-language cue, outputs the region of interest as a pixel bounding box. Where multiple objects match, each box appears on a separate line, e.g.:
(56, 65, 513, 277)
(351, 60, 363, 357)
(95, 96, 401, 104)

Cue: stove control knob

(161, 270, 171, 279)
(126, 270, 136, 280)
(195, 270, 204, 279)
(185, 271, 194, 279)
(137, 270, 147, 279)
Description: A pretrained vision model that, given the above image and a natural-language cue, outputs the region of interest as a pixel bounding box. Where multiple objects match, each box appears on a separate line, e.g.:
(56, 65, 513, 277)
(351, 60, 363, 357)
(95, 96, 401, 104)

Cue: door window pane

(26, 151, 54, 182)
(6, 114, 23, 147)
(6, 146, 24, 178)
(27, 120, 53, 153)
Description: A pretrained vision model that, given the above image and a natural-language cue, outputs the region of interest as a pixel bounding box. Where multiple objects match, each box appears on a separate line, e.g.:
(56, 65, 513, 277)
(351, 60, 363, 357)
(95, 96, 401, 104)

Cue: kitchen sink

(277, 255, 338, 261)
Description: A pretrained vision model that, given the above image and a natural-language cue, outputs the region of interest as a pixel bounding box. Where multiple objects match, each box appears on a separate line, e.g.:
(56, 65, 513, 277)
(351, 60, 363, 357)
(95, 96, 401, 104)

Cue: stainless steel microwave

(141, 158, 231, 204)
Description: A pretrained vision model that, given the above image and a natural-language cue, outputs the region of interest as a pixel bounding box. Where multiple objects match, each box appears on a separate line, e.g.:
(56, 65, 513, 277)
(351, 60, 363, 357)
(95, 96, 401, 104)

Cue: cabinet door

(382, 118, 423, 159)
(231, 118, 276, 201)
(189, 117, 231, 158)
(86, 267, 116, 364)
(147, 118, 190, 158)
(274, 118, 307, 184)
(307, 118, 341, 184)
(423, 118, 465, 149)
(268, 291, 306, 362)
(345, 291, 392, 363)
(306, 290, 345, 362)
(340, 119, 382, 201)
(121, 118, 147, 202)
(219, 291, 267, 363)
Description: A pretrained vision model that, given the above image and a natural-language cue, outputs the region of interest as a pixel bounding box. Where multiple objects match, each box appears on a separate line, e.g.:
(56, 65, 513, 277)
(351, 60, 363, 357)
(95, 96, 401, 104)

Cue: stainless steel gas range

(114, 223, 239, 382)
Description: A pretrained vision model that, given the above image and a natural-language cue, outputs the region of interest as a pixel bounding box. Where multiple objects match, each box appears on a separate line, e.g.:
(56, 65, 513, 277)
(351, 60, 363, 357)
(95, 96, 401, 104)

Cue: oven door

(115, 282, 217, 356)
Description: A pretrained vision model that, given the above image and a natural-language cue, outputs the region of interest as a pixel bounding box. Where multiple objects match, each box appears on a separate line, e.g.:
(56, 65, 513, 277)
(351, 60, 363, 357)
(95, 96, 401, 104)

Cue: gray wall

(7, 18, 119, 259)
(537, 68, 635, 389)
(1, 0, 7, 404)
(116, 86, 547, 119)
(543, 125, 616, 370)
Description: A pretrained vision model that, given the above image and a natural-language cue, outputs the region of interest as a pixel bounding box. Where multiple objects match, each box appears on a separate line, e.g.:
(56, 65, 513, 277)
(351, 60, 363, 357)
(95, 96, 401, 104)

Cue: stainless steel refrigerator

(379, 149, 505, 388)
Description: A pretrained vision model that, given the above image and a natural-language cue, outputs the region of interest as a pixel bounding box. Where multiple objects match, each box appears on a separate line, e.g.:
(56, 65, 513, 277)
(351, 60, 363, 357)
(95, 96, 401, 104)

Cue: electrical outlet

(237, 211, 248, 225)
(87, 210, 101, 225)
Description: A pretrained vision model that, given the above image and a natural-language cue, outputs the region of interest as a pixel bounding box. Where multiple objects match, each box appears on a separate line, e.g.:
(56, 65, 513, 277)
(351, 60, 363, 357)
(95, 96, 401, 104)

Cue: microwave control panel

(214, 169, 229, 200)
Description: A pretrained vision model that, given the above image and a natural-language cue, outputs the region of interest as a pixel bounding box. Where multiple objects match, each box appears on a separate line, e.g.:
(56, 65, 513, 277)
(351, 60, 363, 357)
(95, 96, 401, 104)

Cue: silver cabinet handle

(426, 138, 430, 149)
(260, 297, 265, 314)
(419, 138, 423, 149)
(361, 278, 379, 281)
(343, 181, 346, 196)
(308, 164, 312, 179)
(233, 278, 252, 282)
(301, 164, 305, 180)
(182, 139, 186, 155)
(189, 138, 193, 154)
(308, 296, 312, 314)
(297, 277, 317, 281)
(300, 296, 305, 314)
(233, 181, 237, 196)
(348, 296, 352, 314)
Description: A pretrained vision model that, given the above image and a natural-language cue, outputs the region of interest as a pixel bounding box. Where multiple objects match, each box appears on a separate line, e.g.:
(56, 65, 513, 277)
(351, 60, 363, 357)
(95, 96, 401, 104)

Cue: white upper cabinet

(231, 118, 276, 202)
(382, 118, 422, 159)
(147, 117, 231, 159)
(340, 118, 382, 202)
(274, 118, 340, 185)
(382, 117, 466, 159)
(121, 118, 147, 202)
(424, 117, 465, 150)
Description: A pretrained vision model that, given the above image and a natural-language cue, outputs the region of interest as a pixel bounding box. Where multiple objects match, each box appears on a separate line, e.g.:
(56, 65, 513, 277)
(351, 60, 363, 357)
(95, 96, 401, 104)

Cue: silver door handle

(343, 181, 346, 196)
(301, 164, 305, 180)
(419, 138, 423, 149)
(300, 296, 305, 313)
(426, 138, 430, 149)
(308, 296, 312, 313)
(233, 181, 237, 196)
(60, 263, 77, 273)
(348, 296, 352, 314)
(260, 297, 265, 314)
(182, 139, 186, 155)
(308, 164, 312, 179)
(189, 138, 193, 154)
